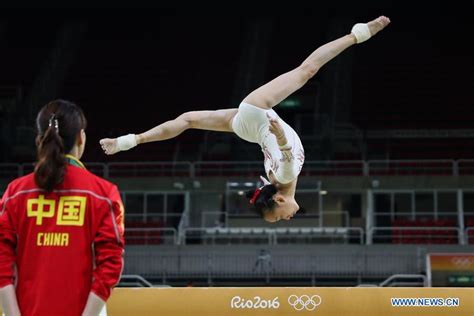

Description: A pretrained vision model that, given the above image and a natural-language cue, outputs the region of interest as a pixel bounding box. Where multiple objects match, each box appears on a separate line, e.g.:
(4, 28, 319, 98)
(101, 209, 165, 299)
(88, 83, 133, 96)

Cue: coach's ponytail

(246, 184, 278, 217)
(34, 115, 66, 192)
(34, 100, 87, 192)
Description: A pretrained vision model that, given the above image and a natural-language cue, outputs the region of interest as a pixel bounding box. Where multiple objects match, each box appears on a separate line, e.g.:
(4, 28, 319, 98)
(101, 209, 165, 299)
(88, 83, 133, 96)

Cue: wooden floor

(1, 287, 470, 315)
(105, 287, 473, 316)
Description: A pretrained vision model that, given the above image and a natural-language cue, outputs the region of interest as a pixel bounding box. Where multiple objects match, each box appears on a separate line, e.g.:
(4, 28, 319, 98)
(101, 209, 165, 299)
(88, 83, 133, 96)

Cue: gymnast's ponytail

(246, 184, 278, 217)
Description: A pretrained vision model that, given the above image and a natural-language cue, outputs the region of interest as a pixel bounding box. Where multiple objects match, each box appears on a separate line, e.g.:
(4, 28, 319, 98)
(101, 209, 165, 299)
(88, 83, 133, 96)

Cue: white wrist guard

(351, 23, 371, 43)
(278, 143, 292, 151)
(116, 134, 137, 151)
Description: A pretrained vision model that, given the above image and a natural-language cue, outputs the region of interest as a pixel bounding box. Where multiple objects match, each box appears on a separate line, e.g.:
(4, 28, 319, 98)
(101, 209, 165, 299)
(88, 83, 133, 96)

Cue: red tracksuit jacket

(0, 160, 125, 316)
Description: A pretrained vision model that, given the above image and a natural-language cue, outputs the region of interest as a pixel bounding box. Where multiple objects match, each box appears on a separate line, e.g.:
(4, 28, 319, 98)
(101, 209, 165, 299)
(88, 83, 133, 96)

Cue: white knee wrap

(117, 134, 137, 151)
(351, 23, 371, 43)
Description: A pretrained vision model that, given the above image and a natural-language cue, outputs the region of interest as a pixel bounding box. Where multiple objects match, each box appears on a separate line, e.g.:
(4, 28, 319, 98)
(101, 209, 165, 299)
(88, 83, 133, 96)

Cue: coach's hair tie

(48, 114, 59, 133)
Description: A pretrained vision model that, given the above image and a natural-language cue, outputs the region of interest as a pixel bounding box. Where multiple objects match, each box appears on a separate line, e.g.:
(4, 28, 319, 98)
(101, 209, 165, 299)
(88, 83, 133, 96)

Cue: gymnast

(100, 16, 390, 222)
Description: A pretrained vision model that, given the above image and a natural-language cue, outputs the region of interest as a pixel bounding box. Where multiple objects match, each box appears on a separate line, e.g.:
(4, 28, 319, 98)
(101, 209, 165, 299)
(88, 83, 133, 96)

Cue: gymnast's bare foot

(99, 138, 119, 155)
(367, 15, 391, 37)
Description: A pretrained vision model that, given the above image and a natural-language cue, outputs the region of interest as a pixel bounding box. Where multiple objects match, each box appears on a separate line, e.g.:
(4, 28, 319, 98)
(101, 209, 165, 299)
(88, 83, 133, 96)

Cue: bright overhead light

(319, 190, 328, 195)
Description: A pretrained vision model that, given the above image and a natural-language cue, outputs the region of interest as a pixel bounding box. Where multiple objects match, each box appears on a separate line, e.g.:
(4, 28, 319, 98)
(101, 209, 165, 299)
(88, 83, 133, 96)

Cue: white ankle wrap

(117, 134, 137, 151)
(351, 23, 371, 43)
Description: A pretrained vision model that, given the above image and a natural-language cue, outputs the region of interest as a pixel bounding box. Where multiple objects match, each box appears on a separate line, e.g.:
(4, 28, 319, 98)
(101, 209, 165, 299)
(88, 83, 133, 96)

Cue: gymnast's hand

(267, 113, 288, 147)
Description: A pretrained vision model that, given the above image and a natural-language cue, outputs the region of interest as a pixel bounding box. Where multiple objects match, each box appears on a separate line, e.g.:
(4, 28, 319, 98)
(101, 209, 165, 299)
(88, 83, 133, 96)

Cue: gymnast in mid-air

(100, 16, 390, 222)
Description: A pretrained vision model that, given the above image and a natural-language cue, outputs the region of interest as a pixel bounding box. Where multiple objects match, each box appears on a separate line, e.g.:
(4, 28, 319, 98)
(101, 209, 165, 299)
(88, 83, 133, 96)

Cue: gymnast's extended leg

(243, 16, 390, 110)
(100, 109, 237, 155)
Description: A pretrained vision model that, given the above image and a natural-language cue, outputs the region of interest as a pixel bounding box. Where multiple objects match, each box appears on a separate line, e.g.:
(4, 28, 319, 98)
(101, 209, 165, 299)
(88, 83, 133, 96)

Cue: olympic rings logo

(288, 295, 322, 311)
(451, 257, 474, 267)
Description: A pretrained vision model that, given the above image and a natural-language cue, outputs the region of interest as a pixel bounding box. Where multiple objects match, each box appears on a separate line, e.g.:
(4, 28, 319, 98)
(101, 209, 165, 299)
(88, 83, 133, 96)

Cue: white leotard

(231, 102, 305, 184)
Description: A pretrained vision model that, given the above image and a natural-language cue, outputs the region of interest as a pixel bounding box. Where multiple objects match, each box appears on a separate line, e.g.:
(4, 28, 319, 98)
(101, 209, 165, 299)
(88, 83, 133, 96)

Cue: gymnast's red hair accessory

(250, 188, 262, 204)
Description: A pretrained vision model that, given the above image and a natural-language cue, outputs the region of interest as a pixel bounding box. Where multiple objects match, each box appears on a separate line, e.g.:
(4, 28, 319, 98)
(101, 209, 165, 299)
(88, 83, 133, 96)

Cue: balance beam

(106, 287, 473, 315)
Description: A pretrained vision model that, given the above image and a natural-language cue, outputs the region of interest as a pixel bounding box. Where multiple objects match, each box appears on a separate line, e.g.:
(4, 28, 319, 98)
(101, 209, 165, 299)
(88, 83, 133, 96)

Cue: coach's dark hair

(34, 100, 87, 192)
(246, 184, 278, 217)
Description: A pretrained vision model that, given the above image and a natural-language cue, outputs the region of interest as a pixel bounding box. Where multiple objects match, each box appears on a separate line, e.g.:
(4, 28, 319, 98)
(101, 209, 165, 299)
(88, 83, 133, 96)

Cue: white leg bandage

(351, 23, 371, 43)
(116, 134, 137, 151)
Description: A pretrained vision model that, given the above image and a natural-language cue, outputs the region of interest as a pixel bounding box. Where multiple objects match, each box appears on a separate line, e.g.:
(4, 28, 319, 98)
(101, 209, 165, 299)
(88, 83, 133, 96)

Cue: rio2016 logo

(230, 296, 280, 309)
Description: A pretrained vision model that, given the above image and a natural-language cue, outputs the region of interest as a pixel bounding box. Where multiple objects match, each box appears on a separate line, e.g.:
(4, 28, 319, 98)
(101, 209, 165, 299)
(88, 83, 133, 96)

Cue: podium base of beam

(107, 287, 473, 315)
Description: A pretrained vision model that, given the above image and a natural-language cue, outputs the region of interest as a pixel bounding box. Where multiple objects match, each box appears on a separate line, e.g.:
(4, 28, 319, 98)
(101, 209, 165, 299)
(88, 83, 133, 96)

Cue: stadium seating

(391, 219, 458, 244)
